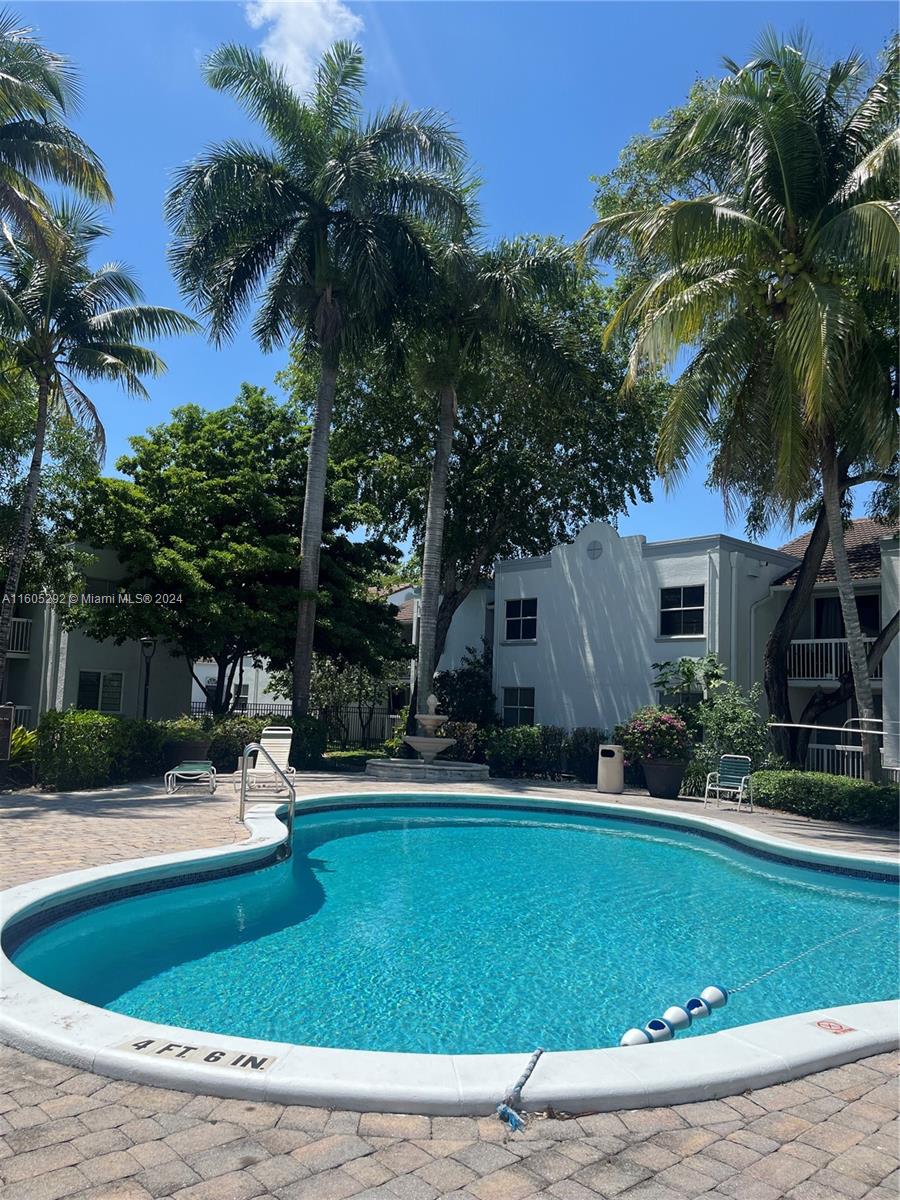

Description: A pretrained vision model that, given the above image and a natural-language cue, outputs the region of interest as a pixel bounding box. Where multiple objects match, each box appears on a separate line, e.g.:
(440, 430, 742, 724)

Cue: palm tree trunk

(763, 505, 830, 764)
(415, 382, 456, 725)
(292, 353, 339, 718)
(821, 448, 880, 781)
(0, 379, 49, 702)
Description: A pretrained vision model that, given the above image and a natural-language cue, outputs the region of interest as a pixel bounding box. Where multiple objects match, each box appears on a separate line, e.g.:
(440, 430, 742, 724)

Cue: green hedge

(438, 720, 492, 764)
(322, 749, 385, 773)
(566, 727, 610, 785)
(751, 770, 899, 828)
(186, 714, 326, 773)
(485, 725, 567, 779)
(36, 710, 169, 791)
(36, 709, 327, 791)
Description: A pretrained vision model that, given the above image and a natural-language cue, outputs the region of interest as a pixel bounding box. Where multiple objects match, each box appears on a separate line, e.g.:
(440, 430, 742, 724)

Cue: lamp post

(140, 637, 157, 720)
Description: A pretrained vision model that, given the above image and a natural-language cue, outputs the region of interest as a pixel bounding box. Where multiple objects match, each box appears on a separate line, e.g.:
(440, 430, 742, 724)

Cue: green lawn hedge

(36, 711, 168, 791)
(35, 710, 327, 792)
(751, 770, 899, 828)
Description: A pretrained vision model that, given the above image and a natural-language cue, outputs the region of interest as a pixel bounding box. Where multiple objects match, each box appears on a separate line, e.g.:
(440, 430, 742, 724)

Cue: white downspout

(729, 552, 740, 683)
(706, 551, 716, 656)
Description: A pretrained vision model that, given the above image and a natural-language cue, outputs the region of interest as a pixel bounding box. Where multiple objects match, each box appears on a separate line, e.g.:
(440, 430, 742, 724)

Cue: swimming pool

(11, 801, 898, 1056)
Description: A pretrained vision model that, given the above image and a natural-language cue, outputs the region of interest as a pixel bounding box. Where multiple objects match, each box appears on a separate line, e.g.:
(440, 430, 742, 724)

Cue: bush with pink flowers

(614, 706, 693, 764)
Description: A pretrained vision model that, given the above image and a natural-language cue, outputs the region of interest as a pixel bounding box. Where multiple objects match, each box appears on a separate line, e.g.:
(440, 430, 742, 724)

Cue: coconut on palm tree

(0, 9, 110, 243)
(166, 40, 469, 718)
(0, 205, 198, 697)
(583, 30, 898, 779)
(407, 236, 579, 715)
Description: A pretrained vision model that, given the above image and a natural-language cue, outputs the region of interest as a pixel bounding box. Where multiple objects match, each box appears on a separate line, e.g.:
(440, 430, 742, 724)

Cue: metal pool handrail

(239, 742, 296, 859)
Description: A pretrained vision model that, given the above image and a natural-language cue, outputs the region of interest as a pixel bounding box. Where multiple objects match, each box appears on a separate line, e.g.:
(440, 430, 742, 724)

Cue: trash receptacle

(597, 744, 624, 794)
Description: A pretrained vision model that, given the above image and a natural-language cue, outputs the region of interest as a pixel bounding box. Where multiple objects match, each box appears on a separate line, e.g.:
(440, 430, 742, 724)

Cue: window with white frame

(659, 585, 705, 636)
(503, 686, 535, 727)
(76, 670, 124, 713)
(505, 597, 537, 641)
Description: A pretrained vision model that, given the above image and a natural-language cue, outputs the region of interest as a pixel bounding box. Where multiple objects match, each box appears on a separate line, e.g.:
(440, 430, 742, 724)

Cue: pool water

(12, 803, 898, 1054)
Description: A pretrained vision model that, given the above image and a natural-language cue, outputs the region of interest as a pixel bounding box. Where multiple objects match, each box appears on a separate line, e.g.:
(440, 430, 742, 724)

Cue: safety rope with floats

(619, 912, 893, 1047)
(496, 1047, 544, 1131)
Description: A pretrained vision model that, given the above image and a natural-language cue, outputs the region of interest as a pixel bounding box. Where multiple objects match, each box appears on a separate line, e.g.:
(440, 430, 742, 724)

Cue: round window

(587, 540, 604, 560)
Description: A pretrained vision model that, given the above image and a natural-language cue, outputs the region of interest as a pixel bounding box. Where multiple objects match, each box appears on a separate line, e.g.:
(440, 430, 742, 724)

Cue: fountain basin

(403, 735, 456, 764)
(365, 757, 490, 781)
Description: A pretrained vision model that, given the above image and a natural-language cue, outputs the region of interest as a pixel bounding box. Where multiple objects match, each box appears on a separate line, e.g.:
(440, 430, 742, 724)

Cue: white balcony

(8, 618, 32, 656)
(788, 637, 881, 682)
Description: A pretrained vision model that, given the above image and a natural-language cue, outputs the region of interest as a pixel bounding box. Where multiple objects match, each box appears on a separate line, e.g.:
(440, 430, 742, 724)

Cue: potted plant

(160, 716, 211, 768)
(615, 706, 693, 800)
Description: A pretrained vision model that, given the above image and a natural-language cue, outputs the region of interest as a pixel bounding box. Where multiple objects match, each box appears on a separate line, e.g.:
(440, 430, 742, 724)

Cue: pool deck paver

(1, 773, 897, 1199)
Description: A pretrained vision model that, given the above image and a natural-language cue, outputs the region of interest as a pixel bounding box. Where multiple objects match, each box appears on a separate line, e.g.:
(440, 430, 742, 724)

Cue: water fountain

(365, 693, 490, 781)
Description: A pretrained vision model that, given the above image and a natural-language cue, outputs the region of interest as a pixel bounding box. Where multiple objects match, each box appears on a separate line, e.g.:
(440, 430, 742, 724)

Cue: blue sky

(19, 0, 896, 548)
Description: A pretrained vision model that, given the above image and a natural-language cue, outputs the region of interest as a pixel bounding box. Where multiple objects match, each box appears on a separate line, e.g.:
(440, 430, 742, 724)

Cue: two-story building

(426, 518, 899, 772)
(3, 548, 192, 728)
(5, 522, 897, 779)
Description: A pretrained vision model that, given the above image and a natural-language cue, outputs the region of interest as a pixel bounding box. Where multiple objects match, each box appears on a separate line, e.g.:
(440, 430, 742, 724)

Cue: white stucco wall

(436, 588, 491, 674)
(5, 547, 192, 723)
(490, 523, 796, 732)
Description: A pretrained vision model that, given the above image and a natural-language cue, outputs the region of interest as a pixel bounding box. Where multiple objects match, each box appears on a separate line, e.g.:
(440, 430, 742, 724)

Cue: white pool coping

(0, 791, 897, 1115)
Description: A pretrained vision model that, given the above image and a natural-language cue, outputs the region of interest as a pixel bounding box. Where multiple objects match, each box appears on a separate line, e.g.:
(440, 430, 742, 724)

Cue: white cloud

(244, 0, 364, 95)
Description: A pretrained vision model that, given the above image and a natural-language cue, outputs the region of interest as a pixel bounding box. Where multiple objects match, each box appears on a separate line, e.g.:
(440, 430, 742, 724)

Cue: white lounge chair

(704, 754, 753, 811)
(237, 726, 296, 794)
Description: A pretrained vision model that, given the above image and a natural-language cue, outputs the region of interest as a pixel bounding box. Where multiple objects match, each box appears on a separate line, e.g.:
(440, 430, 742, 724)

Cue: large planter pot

(164, 738, 211, 768)
(642, 758, 688, 800)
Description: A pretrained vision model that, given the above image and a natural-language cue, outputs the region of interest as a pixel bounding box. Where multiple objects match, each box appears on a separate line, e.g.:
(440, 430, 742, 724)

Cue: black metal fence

(190, 700, 292, 719)
(318, 705, 401, 750)
(189, 700, 402, 750)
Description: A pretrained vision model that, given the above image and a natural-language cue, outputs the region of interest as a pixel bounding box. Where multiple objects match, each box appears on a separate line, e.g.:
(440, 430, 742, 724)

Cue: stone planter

(642, 758, 688, 800)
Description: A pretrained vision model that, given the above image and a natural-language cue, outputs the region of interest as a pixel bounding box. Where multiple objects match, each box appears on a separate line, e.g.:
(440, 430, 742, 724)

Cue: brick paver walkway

(1, 775, 897, 1198)
(0, 1045, 896, 1200)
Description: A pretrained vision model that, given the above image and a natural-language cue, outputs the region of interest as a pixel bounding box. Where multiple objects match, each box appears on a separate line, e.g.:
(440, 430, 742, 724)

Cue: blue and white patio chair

(165, 760, 217, 795)
(703, 754, 752, 812)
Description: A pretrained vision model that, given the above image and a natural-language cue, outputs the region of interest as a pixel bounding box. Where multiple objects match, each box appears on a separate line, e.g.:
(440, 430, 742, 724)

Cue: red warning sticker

(814, 1019, 856, 1035)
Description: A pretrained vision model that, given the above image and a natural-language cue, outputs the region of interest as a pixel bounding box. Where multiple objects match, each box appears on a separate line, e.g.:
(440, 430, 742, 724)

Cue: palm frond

(202, 42, 316, 157)
(811, 200, 900, 287)
(314, 40, 364, 134)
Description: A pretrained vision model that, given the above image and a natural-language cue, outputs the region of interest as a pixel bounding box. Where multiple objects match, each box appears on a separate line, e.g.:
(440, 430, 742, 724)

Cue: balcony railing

(788, 637, 881, 681)
(13, 705, 32, 729)
(8, 617, 32, 655)
(805, 743, 900, 783)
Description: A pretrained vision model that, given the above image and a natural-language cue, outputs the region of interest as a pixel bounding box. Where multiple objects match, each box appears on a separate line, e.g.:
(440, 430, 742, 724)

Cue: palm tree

(0, 9, 110, 243)
(408, 237, 578, 716)
(166, 41, 468, 718)
(583, 31, 898, 779)
(0, 206, 198, 697)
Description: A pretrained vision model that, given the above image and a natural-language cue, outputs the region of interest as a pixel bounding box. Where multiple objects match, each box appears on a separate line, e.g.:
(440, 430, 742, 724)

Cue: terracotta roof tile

(394, 598, 415, 623)
(775, 518, 896, 586)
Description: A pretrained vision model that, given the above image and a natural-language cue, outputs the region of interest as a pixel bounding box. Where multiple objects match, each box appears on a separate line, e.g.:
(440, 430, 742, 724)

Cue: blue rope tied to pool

(497, 1047, 544, 1131)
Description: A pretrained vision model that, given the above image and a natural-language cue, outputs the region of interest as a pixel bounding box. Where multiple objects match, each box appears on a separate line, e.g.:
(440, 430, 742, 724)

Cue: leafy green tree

(0, 378, 98, 597)
(0, 9, 110, 245)
(433, 648, 497, 727)
(0, 206, 197, 699)
(585, 31, 898, 777)
(589, 44, 898, 766)
(380, 236, 581, 715)
(75, 386, 410, 713)
(166, 40, 467, 719)
(285, 276, 665, 673)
